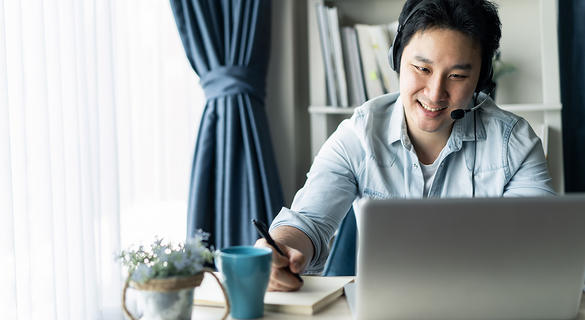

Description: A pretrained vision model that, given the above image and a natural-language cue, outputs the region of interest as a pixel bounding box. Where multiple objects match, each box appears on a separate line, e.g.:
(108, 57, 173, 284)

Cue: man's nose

(426, 75, 448, 103)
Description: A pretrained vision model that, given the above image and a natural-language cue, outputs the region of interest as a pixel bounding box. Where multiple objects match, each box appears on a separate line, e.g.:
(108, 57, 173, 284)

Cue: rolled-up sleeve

(270, 117, 365, 273)
(503, 118, 556, 196)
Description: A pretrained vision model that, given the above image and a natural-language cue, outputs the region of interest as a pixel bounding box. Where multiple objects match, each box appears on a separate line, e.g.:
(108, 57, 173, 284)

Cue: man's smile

(417, 99, 448, 112)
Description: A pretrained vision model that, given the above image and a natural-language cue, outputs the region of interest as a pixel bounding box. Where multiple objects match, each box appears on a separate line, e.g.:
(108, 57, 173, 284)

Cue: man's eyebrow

(414, 55, 433, 64)
(452, 63, 473, 70)
(414, 55, 473, 70)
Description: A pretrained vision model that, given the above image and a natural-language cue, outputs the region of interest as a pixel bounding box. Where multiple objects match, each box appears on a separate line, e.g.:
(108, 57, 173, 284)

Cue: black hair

(395, 0, 501, 92)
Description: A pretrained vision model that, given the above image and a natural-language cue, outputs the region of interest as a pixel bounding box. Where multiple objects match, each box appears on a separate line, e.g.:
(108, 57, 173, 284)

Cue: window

(1, 1, 204, 318)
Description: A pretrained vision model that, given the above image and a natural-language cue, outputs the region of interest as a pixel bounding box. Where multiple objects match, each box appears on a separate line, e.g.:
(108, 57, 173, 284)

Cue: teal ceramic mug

(217, 246, 272, 319)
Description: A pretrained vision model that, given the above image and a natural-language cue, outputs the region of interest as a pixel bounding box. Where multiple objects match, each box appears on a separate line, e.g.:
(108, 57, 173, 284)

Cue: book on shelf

(354, 24, 385, 101)
(314, 3, 399, 108)
(315, 4, 338, 106)
(355, 22, 399, 100)
(342, 27, 367, 106)
(369, 21, 399, 94)
(327, 6, 349, 107)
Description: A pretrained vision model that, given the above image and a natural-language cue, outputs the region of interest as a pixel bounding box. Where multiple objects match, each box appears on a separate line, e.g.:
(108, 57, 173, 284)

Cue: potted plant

(491, 50, 516, 100)
(118, 233, 229, 320)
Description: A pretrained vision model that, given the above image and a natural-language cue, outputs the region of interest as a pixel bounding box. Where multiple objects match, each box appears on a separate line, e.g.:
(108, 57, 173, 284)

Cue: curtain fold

(559, 0, 585, 192)
(170, 0, 284, 248)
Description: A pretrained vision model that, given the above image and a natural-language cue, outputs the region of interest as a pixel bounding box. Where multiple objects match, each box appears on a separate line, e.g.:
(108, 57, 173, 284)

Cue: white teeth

(419, 101, 446, 112)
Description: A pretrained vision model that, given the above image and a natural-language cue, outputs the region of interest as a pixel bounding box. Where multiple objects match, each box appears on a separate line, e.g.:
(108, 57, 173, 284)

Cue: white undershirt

(421, 158, 441, 197)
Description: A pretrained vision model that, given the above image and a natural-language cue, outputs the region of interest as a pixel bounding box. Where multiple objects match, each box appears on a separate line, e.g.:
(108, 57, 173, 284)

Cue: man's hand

(255, 238, 307, 292)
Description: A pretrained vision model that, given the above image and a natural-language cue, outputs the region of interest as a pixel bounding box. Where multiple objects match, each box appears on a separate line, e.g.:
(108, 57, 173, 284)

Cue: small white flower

(118, 232, 213, 283)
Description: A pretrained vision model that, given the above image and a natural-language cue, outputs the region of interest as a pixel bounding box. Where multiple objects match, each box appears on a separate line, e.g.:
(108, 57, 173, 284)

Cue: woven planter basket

(122, 268, 229, 320)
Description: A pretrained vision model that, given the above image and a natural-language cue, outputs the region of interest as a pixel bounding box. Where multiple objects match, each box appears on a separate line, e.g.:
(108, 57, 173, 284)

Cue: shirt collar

(451, 96, 487, 142)
(387, 96, 409, 148)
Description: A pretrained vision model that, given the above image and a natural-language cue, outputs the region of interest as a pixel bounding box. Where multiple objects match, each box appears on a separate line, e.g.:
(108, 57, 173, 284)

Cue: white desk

(192, 295, 349, 320)
(192, 289, 585, 320)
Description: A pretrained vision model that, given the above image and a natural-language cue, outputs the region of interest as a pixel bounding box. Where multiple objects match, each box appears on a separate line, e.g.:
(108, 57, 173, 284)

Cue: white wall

(265, 0, 311, 206)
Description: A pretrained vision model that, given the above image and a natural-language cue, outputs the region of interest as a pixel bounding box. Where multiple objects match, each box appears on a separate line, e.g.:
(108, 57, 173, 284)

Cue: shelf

(308, 103, 562, 115)
(500, 103, 562, 113)
(309, 106, 357, 114)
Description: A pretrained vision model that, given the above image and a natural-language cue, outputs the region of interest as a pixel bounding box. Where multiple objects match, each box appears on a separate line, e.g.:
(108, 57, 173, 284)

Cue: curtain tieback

(200, 66, 266, 101)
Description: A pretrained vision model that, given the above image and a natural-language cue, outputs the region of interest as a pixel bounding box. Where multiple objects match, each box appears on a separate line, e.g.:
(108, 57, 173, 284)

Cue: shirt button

(413, 163, 418, 168)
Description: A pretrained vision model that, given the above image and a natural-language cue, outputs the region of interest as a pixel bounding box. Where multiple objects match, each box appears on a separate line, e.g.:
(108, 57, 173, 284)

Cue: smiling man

(400, 28, 482, 165)
(256, 0, 555, 292)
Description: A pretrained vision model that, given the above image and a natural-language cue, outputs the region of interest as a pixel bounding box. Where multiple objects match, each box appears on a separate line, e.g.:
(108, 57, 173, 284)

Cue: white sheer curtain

(1, 0, 204, 319)
(111, 0, 204, 247)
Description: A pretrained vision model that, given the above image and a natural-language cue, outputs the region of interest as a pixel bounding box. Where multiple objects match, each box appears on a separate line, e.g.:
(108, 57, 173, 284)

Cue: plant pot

(122, 268, 229, 320)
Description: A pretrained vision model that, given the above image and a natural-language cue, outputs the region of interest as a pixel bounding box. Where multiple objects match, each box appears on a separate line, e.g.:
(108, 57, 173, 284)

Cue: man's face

(399, 28, 482, 137)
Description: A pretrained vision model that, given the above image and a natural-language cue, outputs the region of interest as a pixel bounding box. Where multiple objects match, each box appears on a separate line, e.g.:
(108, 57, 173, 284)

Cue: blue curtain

(559, 0, 585, 192)
(170, 0, 284, 248)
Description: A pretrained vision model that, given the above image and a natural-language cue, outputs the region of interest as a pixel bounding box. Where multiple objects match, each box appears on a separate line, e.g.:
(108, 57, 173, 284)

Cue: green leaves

(492, 50, 516, 82)
(117, 231, 213, 283)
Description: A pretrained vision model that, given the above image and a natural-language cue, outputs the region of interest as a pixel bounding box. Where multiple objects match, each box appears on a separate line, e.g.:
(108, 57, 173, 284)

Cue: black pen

(252, 219, 304, 283)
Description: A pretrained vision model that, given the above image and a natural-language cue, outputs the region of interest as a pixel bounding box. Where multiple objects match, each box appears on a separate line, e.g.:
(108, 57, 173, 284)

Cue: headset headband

(388, 0, 495, 93)
(388, 1, 429, 71)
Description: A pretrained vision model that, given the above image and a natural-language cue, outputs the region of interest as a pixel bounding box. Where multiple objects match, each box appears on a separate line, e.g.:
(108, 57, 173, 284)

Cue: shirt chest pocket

(473, 167, 507, 196)
(359, 158, 407, 199)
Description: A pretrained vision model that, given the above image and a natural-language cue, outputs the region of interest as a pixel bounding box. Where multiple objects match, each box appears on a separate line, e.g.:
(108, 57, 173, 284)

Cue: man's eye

(413, 65, 430, 73)
(449, 74, 468, 80)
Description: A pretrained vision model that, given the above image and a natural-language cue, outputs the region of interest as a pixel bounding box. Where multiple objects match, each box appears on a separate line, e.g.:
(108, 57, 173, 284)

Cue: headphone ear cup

(388, 0, 427, 73)
(388, 45, 396, 71)
(388, 32, 400, 72)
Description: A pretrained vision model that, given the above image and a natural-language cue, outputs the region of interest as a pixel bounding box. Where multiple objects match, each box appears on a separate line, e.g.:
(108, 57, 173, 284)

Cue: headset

(388, 0, 497, 197)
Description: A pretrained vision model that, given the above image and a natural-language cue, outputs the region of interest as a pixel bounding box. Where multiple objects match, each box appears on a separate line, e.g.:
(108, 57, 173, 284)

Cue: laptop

(354, 196, 585, 320)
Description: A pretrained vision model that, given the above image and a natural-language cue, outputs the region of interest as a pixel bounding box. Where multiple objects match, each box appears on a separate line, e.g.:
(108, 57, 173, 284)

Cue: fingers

(255, 238, 305, 292)
(268, 266, 302, 292)
(254, 238, 289, 268)
(285, 247, 307, 274)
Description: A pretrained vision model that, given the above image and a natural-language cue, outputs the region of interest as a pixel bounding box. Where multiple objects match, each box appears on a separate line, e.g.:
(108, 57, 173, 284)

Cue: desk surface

(192, 290, 585, 320)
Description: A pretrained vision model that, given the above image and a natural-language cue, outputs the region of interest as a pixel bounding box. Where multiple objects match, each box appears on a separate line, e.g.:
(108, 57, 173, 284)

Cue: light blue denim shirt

(270, 93, 555, 273)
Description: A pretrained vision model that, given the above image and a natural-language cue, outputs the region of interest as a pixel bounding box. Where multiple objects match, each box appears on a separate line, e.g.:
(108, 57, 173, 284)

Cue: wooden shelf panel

(308, 103, 562, 115)
(309, 106, 357, 114)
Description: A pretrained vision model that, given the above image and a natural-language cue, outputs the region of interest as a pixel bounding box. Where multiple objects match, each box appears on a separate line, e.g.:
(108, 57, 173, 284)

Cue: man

(257, 0, 555, 292)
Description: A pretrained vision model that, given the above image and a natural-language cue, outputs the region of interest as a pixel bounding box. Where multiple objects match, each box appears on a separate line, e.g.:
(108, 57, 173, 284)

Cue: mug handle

(121, 268, 231, 320)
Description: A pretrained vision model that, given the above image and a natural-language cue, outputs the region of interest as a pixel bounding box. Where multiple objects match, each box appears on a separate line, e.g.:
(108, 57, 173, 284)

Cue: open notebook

(194, 273, 354, 315)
